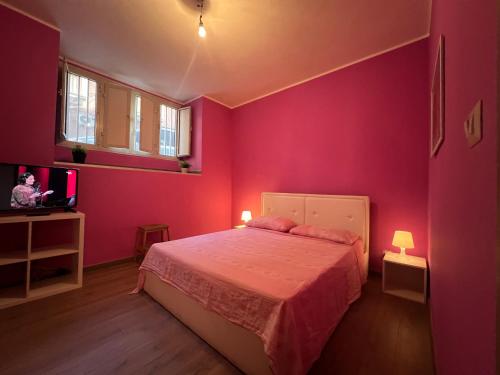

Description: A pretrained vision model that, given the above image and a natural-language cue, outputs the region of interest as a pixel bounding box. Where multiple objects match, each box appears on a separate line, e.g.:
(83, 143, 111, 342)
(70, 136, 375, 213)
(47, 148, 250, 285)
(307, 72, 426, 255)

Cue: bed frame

(143, 193, 370, 374)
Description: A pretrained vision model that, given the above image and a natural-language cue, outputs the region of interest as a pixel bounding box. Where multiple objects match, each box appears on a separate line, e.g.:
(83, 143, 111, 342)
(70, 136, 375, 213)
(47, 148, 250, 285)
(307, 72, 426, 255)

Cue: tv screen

(0, 163, 78, 214)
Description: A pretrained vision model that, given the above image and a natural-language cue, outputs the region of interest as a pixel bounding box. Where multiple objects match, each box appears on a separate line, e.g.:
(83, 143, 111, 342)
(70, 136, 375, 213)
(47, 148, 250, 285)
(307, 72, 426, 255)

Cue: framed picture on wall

(430, 35, 445, 157)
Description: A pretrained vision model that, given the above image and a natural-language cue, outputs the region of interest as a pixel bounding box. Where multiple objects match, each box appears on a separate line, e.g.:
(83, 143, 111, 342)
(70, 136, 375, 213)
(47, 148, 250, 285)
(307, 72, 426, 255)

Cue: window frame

(130, 92, 152, 156)
(131, 91, 160, 156)
(60, 63, 102, 146)
(177, 106, 192, 157)
(58, 62, 185, 162)
(159, 102, 179, 158)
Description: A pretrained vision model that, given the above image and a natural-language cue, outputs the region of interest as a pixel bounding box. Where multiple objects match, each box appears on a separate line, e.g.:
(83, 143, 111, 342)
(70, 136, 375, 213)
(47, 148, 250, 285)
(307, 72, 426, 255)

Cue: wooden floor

(0, 261, 434, 375)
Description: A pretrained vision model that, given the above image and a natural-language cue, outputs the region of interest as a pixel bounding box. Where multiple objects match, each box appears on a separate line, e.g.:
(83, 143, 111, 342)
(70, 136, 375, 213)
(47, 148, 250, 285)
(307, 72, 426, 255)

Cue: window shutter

(103, 83, 130, 148)
(177, 106, 191, 157)
(139, 96, 155, 153)
(60, 60, 69, 141)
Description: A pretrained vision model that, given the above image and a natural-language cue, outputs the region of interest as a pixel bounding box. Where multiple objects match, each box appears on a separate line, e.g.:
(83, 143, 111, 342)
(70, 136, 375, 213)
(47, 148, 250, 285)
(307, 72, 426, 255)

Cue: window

(103, 83, 130, 149)
(60, 63, 191, 160)
(65, 72, 97, 144)
(177, 107, 192, 157)
(160, 104, 177, 157)
(133, 95, 141, 152)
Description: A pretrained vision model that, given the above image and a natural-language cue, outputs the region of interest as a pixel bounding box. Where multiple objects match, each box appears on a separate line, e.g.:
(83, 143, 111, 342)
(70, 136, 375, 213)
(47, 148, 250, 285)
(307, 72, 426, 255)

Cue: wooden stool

(135, 224, 170, 262)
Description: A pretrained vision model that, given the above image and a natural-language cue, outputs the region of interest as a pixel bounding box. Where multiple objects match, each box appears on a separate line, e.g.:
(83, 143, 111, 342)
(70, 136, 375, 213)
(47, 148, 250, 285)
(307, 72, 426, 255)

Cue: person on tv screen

(10, 173, 53, 208)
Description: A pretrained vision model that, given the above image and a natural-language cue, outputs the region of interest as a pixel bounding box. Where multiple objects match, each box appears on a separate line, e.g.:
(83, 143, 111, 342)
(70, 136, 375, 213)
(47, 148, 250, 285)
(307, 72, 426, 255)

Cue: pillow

(246, 216, 297, 232)
(289, 224, 359, 245)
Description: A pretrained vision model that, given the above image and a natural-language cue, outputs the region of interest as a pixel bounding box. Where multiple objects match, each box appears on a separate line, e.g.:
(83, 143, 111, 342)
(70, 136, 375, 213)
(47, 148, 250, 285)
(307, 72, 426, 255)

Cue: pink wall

(231, 40, 430, 271)
(428, 1, 497, 374)
(71, 97, 232, 265)
(0, 5, 232, 266)
(0, 6, 59, 166)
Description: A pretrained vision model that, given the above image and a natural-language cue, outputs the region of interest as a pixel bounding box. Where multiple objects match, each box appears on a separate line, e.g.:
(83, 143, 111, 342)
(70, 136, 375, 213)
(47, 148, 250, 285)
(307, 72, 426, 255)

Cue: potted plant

(178, 158, 191, 173)
(72, 145, 87, 164)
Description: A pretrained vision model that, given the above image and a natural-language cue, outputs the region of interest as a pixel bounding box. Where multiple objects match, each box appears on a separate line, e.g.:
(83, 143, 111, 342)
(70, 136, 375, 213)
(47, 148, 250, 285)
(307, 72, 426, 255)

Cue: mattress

(135, 227, 364, 375)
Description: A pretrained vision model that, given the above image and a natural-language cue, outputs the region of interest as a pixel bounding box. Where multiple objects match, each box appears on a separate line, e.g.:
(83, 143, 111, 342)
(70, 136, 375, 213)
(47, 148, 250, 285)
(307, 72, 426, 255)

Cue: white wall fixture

(464, 99, 483, 148)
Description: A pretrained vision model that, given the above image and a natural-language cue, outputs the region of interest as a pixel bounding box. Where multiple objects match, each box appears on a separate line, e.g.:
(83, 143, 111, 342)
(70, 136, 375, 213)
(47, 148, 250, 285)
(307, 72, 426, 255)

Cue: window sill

(55, 143, 199, 173)
(53, 161, 202, 175)
(57, 140, 178, 162)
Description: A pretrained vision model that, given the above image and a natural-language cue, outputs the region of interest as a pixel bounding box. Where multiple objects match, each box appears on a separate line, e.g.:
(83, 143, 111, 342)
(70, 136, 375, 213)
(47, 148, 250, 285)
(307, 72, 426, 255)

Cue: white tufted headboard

(261, 192, 370, 256)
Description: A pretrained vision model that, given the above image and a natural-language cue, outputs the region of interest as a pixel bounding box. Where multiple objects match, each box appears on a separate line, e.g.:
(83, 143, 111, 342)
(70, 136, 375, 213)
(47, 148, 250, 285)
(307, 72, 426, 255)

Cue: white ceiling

(2, 0, 431, 108)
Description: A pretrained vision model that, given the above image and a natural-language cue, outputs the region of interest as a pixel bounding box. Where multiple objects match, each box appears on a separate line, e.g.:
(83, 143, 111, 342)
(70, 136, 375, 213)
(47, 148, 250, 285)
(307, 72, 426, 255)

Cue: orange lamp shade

(392, 231, 414, 249)
(241, 210, 252, 223)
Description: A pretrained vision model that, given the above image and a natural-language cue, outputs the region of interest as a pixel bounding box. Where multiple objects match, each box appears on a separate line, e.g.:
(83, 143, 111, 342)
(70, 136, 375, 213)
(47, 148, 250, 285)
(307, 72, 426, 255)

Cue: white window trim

(60, 63, 105, 147)
(58, 62, 185, 162)
(130, 92, 152, 156)
(159, 102, 180, 158)
(177, 106, 192, 157)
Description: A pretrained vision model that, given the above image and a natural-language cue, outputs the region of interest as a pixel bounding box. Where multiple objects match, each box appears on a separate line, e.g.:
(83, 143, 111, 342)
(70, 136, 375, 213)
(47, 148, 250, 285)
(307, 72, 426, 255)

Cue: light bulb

(198, 21, 206, 38)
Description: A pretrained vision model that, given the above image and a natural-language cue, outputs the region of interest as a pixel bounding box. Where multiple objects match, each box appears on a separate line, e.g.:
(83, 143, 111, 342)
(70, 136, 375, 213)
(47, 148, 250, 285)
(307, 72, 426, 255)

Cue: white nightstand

(382, 252, 427, 304)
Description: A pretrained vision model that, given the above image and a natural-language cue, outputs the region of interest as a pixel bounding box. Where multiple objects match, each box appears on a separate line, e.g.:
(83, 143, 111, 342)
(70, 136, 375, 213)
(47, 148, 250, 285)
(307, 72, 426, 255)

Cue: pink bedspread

(135, 228, 364, 375)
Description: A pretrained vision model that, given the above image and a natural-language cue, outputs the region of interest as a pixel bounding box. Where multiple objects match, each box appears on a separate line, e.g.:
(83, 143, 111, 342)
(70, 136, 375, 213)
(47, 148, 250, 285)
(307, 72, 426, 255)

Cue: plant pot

(72, 152, 86, 164)
(181, 167, 189, 174)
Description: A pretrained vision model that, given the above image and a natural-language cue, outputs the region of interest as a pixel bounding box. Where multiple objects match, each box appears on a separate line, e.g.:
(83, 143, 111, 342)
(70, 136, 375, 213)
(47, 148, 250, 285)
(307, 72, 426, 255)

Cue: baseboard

(84, 256, 135, 272)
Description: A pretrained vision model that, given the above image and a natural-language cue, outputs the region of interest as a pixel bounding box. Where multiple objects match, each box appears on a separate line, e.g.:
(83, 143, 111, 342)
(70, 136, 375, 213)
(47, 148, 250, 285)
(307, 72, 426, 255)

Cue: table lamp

(392, 230, 414, 256)
(241, 210, 252, 224)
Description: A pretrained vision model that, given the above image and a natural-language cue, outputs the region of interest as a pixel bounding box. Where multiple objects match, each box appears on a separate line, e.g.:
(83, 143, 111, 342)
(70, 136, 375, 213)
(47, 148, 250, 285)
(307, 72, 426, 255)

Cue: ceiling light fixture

(197, 0, 207, 38)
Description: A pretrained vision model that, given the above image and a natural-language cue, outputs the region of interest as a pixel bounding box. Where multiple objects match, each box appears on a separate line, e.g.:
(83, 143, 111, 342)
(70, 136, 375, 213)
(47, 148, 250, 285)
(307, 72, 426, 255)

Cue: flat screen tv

(0, 163, 78, 215)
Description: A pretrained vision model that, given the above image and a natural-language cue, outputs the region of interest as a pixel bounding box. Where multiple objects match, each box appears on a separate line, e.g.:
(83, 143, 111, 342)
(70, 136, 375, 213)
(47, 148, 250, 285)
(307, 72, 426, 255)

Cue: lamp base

(400, 247, 406, 256)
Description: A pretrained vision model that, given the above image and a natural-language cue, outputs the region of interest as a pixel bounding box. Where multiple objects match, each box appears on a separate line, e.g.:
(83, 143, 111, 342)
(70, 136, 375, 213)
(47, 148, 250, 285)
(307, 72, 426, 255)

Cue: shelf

(30, 246, 79, 260)
(383, 254, 427, 304)
(0, 251, 28, 266)
(0, 213, 84, 309)
(0, 285, 27, 309)
(29, 274, 78, 298)
(54, 161, 202, 175)
(383, 288, 425, 304)
(383, 252, 427, 269)
(0, 212, 84, 224)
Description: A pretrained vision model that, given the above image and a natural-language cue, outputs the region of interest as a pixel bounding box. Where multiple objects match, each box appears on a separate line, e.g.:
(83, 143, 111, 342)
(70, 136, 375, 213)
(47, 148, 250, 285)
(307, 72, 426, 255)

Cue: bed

(135, 192, 370, 375)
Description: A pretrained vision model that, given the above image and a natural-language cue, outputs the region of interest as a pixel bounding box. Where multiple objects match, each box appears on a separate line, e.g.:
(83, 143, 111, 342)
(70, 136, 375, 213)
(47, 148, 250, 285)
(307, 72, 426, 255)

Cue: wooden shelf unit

(0, 212, 84, 309)
(382, 252, 427, 304)
(0, 251, 27, 266)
